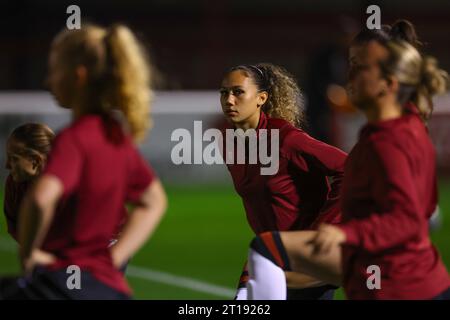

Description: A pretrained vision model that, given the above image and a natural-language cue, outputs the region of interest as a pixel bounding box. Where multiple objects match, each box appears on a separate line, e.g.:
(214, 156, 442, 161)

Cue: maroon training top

(3, 174, 127, 245)
(41, 115, 155, 295)
(3, 175, 31, 241)
(226, 112, 347, 233)
(339, 108, 450, 299)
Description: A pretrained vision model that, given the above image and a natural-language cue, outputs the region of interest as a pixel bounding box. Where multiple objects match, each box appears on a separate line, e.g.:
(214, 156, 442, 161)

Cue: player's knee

(250, 232, 274, 260)
(250, 231, 290, 270)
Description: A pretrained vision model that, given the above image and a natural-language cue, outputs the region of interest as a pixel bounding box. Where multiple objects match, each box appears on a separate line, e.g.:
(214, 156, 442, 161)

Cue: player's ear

(30, 153, 44, 171)
(386, 75, 399, 93)
(379, 75, 398, 98)
(75, 65, 88, 88)
(257, 91, 268, 107)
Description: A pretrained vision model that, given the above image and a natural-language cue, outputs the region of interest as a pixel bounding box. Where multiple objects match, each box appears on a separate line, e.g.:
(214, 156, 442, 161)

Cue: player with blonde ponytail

(0, 24, 167, 300)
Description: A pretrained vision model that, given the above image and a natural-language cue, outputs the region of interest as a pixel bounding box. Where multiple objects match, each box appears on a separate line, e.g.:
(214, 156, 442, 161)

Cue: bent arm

(110, 179, 167, 269)
(18, 175, 63, 262)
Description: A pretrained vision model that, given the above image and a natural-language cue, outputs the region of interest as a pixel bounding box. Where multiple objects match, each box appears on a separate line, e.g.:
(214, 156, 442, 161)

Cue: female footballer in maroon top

(245, 21, 450, 300)
(4, 123, 128, 254)
(220, 63, 347, 299)
(0, 24, 167, 300)
(4, 123, 55, 242)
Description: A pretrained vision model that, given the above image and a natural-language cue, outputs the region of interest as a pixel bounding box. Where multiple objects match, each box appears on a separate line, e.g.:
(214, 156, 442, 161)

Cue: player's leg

(285, 271, 337, 300)
(280, 231, 341, 286)
(282, 231, 341, 300)
(235, 261, 249, 300)
(247, 231, 341, 299)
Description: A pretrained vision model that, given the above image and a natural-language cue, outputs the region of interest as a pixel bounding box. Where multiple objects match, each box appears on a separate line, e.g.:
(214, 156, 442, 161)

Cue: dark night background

(1, 0, 450, 90)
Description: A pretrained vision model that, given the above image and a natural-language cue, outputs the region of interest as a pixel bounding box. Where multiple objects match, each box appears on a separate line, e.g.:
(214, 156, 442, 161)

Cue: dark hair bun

(390, 20, 422, 48)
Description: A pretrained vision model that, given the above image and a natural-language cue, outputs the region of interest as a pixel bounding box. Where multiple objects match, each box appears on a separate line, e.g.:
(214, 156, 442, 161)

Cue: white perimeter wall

(1, 91, 449, 184)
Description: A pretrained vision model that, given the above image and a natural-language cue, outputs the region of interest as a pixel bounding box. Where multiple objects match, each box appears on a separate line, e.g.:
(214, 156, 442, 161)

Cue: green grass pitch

(0, 180, 449, 300)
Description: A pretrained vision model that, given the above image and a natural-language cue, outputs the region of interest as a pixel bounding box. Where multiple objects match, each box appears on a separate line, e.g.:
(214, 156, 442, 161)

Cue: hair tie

(247, 65, 269, 91)
(248, 65, 264, 78)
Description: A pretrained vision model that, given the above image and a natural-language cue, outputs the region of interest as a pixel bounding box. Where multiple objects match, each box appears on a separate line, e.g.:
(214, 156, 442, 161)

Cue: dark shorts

(0, 267, 131, 300)
(432, 287, 450, 300)
(287, 285, 336, 300)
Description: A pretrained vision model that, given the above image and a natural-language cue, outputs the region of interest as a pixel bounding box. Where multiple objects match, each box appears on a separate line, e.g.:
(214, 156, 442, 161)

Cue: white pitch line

(0, 236, 234, 298)
(126, 265, 234, 298)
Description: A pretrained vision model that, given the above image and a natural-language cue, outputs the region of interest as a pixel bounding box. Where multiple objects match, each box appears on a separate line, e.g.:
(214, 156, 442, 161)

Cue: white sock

(235, 287, 248, 300)
(247, 248, 287, 300)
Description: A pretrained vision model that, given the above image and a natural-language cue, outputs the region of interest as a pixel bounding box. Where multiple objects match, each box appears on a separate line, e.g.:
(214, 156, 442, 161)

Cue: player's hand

(22, 249, 57, 275)
(311, 224, 346, 255)
(110, 245, 127, 270)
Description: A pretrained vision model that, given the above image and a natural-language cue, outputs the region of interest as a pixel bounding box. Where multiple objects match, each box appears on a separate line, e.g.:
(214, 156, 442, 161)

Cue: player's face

(347, 40, 389, 109)
(47, 48, 75, 109)
(220, 71, 264, 126)
(5, 138, 38, 183)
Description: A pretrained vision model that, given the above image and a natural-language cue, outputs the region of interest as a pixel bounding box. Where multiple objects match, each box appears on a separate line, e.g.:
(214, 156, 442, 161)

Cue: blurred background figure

(3, 123, 55, 242)
(304, 16, 358, 145)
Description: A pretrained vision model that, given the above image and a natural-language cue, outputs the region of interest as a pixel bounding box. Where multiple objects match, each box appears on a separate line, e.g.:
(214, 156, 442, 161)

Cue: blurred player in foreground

(220, 63, 347, 299)
(245, 25, 450, 300)
(0, 24, 167, 300)
(321, 19, 444, 233)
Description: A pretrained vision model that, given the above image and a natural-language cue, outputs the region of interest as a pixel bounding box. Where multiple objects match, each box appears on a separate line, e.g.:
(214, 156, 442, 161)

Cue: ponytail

(382, 40, 448, 122)
(414, 56, 449, 120)
(257, 63, 305, 127)
(103, 24, 152, 142)
(51, 24, 153, 142)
